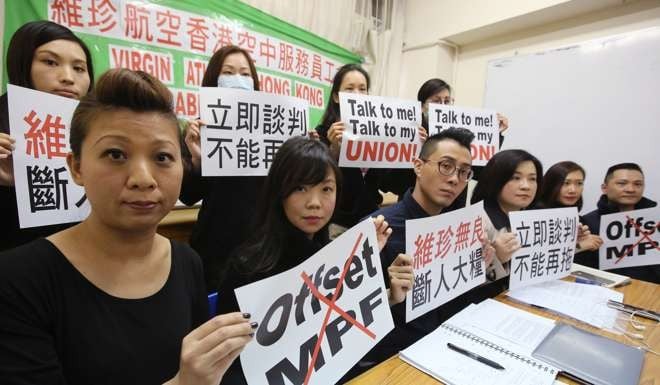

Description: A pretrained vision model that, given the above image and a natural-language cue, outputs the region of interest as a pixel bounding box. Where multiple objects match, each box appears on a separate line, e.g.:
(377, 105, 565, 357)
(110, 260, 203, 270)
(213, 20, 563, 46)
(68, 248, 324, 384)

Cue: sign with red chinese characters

(200, 87, 309, 176)
(339, 93, 422, 169)
(428, 104, 499, 167)
(405, 202, 488, 322)
(3, 1, 359, 127)
(508, 207, 579, 290)
(8, 85, 90, 228)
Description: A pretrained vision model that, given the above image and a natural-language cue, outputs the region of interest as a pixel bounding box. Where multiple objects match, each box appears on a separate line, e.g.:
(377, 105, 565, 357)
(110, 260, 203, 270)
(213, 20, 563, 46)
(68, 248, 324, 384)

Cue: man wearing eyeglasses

(350, 128, 501, 374)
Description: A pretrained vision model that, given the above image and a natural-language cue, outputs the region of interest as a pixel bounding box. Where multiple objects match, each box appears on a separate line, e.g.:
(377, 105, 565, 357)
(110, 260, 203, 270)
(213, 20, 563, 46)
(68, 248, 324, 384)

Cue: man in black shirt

(581, 163, 658, 283)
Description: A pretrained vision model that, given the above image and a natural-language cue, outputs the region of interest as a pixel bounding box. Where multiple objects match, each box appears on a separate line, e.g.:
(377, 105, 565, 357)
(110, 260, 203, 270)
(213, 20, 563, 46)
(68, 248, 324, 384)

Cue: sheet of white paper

(235, 219, 394, 385)
(507, 280, 623, 329)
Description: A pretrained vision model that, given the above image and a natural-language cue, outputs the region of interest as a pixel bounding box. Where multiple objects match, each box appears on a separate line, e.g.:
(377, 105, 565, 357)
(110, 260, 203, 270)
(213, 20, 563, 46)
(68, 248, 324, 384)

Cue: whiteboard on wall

(484, 27, 660, 213)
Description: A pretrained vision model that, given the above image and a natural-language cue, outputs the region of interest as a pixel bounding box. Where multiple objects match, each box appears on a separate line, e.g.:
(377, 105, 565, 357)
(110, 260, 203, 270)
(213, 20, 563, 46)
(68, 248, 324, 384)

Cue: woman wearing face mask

(538, 161, 603, 254)
(381, 78, 509, 207)
(179, 45, 263, 292)
(0, 21, 94, 251)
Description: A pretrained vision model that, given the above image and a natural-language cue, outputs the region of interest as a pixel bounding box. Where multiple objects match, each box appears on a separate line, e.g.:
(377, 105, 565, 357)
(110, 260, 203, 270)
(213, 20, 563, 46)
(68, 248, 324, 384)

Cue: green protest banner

(2, 0, 362, 126)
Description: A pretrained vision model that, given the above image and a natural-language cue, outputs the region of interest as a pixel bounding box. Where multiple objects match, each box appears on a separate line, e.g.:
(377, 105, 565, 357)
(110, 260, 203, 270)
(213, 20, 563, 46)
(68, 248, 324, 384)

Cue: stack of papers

(507, 280, 623, 329)
(399, 300, 558, 385)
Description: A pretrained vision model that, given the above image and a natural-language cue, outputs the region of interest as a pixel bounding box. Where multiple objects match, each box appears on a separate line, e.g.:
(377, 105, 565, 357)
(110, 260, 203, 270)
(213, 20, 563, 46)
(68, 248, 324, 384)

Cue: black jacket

(216, 226, 326, 385)
(580, 195, 659, 283)
(316, 123, 383, 228)
(179, 167, 264, 292)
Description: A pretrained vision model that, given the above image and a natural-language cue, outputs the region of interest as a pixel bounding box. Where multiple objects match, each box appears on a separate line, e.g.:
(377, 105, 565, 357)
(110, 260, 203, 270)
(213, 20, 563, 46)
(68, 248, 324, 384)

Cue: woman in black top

(179, 45, 265, 292)
(0, 69, 253, 385)
(381, 78, 510, 204)
(538, 161, 603, 257)
(217, 136, 414, 384)
(1, 21, 94, 251)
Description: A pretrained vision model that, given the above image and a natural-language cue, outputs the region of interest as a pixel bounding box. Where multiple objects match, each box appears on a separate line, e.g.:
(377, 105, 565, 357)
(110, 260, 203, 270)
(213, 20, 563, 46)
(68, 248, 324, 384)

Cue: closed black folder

(532, 323, 644, 385)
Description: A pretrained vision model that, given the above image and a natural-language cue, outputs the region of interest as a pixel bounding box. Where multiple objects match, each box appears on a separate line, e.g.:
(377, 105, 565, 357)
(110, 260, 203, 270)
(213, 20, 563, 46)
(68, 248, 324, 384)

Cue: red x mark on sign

(617, 215, 660, 264)
(300, 232, 377, 385)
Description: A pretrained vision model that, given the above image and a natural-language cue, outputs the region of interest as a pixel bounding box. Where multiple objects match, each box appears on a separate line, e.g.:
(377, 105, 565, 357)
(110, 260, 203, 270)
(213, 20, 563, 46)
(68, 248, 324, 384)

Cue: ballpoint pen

(607, 299, 660, 321)
(446, 343, 505, 370)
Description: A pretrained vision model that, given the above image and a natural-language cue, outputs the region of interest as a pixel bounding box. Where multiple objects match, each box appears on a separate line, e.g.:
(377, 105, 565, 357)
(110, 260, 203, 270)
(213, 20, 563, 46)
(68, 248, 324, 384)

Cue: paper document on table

(465, 299, 556, 355)
(507, 280, 623, 329)
(399, 321, 557, 385)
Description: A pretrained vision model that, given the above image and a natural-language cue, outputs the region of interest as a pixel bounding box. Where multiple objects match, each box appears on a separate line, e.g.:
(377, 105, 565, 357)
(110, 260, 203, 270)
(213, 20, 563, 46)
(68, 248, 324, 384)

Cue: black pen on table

(446, 343, 505, 370)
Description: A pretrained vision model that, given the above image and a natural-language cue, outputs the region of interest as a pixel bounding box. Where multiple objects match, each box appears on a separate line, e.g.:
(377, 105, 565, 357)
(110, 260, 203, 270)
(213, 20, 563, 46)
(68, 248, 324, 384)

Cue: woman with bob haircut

(539, 161, 603, 253)
(1, 20, 94, 251)
(179, 45, 264, 292)
(470, 149, 543, 280)
(0, 69, 253, 385)
(216, 136, 414, 384)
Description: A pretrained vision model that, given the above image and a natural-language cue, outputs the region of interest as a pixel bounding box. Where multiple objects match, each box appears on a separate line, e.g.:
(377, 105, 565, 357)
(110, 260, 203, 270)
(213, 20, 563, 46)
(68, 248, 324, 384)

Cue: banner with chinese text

(8, 85, 90, 228)
(199, 87, 308, 176)
(3, 0, 362, 127)
(405, 202, 487, 322)
(508, 207, 578, 290)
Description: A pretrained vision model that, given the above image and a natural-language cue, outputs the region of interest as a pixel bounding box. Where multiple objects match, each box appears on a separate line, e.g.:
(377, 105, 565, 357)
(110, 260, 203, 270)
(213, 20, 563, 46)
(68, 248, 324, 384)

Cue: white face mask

(217, 74, 254, 91)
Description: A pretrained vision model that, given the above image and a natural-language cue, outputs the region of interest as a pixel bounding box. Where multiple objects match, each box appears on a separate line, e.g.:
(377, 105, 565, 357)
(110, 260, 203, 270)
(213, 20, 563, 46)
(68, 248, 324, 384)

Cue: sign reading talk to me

(8, 85, 91, 229)
(427, 104, 498, 166)
(338, 92, 421, 168)
(234, 219, 394, 385)
(508, 207, 579, 290)
(599, 207, 659, 270)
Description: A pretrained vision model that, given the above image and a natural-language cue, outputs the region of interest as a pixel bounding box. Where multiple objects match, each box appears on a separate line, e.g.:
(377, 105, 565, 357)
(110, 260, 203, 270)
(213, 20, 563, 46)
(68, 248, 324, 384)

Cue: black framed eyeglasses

(421, 158, 473, 181)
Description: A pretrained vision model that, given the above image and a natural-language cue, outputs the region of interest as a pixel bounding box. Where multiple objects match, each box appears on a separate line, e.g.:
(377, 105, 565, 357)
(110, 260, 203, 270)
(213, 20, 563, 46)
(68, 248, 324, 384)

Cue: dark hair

(317, 63, 370, 135)
(70, 69, 178, 157)
(417, 78, 451, 103)
(7, 20, 94, 92)
(201, 45, 260, 90)
(419, 128, 474, 159)
(604, 162, 643, 183)
(235, 136, 342, 274)
(470, 149, 544, 207)
(539, 161, 585, 210)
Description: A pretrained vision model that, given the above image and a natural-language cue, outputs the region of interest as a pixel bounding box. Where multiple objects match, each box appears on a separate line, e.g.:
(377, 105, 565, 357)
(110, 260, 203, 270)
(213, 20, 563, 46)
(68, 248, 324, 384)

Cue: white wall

(399, 0, 660, 104)
(456, 0, 660, 107)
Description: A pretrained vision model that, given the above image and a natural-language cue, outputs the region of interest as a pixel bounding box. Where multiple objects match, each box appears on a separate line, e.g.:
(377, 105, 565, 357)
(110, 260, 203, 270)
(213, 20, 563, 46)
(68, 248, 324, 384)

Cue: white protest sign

(338, 92, 421, 168)
(427, 104, 498, 167)
(8, 85, 90, 228)
(405, 201, 487, 322)
(235, 219, 394, 385)
(508, 207, 578, 290)
(200, 87, 309, 176)
(599, 207, 659, 270)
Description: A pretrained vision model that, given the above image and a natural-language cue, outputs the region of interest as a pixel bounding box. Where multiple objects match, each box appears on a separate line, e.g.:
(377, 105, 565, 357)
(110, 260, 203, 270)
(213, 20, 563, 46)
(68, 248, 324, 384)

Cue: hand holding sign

(184, 119, 204, 171)
(169, 312, 254, 385)
(387, 253, 414, 305)
(326, 121, 345, 159)
(373, 214, 393, 250)
(493, 231, 520, 264)
(0, 133, 15, 186)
